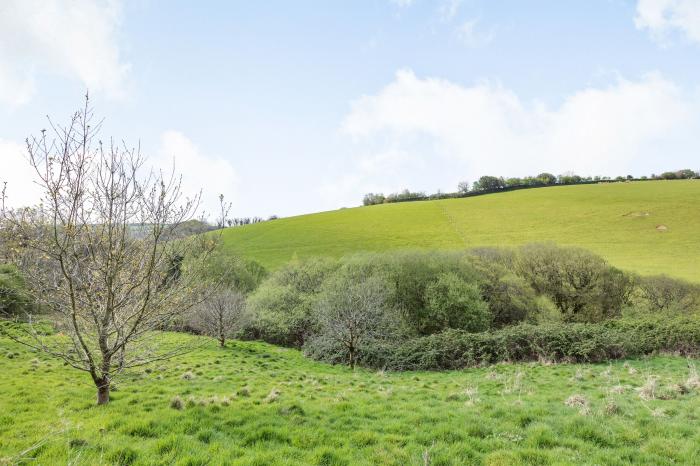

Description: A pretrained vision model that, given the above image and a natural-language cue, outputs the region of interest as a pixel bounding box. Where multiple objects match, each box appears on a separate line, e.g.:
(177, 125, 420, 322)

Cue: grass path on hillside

(1, 333, 700, 465)
(220, 181, 700, 282)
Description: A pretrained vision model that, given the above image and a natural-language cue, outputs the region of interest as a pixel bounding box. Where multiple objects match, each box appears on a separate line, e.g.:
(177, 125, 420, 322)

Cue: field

(2, 332, 700, 465)
(220, 180, 700, 282)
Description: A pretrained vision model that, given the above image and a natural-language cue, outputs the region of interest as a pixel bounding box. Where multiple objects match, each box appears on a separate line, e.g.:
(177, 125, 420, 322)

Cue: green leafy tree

(516, 244, 633, 322)
(246, 257, 337, 346)
(424, 272, 490, 332)
(537, 173, 557, 185)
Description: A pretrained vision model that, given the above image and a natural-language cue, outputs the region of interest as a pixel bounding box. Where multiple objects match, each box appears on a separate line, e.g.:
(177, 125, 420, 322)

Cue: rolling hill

(220, 180, 700, 282)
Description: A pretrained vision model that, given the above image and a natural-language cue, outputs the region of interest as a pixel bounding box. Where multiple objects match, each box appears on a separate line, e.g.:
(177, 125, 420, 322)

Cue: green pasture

(1, 332, 699, 465)
(220, 180, 700, 281)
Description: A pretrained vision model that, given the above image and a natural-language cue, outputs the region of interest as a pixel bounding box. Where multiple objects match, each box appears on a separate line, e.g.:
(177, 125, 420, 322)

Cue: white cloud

(318, 145, 427, 208)
(153, 131, 238, 221)
(0, 139, 43, 208)
(390, 0, 414, 7)
(635, 0, 700, 44)
(341, 69, 696, 193)
(455, 18, 494, 47)
(0, 0, 130, 106)
(1, 131, 237, 219)
(439, 0, 463, 21)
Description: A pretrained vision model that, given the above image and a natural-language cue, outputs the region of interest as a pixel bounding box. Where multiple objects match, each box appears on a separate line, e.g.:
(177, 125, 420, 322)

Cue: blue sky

(2, 0, 700, 218)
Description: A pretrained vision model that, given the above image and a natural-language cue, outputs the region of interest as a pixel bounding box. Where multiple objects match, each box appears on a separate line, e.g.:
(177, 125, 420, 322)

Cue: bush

(516, 244, 633, 322)
(245, 245, 698, 370)
(635, 275, 700, 314)
(303, 265, 399, 367)
(200, 253, 267, 294)
(424, 272, 490, 332)
(0, 264, 30, 318)
(375, 317, 700, 371)
(470, 258, 537, 327)
(379, 251, 482, 335)
(246, 257, 338, 347)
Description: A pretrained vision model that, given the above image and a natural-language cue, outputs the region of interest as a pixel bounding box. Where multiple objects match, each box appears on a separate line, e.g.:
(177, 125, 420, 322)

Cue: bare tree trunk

(96, 377, 110, 405)
(348, 346, 355, 369)
(219, 333, 225, 347)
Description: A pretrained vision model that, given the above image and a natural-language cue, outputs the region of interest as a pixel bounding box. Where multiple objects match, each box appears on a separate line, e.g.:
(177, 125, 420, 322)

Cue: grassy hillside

(2, 332, 700, 465)
(221, 180, 700, 282)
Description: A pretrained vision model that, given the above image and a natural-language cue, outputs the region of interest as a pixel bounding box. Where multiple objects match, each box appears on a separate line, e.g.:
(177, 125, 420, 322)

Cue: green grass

(220, 180, 700, 282)
(2, 332, 700, 465)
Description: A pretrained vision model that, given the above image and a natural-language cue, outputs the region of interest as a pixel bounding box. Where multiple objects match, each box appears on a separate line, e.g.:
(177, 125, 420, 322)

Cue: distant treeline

(363, 169, 700, 206)
(225, 215, 278, 228)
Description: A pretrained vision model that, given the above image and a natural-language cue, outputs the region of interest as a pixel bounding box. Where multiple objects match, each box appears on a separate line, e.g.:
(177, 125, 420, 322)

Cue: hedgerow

(367, 317, 700, 371)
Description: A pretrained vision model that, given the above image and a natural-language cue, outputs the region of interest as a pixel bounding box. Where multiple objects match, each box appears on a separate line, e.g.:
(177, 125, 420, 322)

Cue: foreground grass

(1, 333, 700, 465)
(220, 180, 700, 282)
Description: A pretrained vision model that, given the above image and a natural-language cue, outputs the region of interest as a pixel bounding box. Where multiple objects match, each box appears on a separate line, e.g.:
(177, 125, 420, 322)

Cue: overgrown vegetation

(0, 264, 30, 318)
(376, 317, 700, 371)
(241, 245, 700, 369)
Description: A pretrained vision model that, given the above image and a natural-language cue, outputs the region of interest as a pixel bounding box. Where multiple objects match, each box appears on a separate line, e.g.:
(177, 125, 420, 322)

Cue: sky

(1, 0, 700, 219)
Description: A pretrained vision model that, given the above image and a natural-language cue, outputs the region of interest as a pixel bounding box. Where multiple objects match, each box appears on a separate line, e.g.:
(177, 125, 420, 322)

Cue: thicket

(180, 252, 268, 338)
(370, 316, 700, 370)
(0, 264, 30, 318)
(242, 244, 700, 369)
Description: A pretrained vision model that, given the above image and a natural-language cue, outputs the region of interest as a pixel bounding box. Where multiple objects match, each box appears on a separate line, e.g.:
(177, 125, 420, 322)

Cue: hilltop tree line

(363, 169, 700, 206)
(225, 215, 278, 228)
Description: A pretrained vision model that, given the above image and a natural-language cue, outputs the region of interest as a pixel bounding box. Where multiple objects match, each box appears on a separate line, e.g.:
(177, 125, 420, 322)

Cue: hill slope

(221, 180, 700, 282)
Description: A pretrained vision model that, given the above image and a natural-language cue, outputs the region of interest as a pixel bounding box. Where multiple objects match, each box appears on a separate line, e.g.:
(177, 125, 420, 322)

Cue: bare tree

(0, 96, 218, 404)
(312, 274, 393, 369)
(637, 275, 700, 313)
(192, 288, 246, 347)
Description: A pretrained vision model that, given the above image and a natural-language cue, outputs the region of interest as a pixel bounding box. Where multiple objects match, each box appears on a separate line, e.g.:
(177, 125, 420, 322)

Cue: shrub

(246, 250, 487, 346)
(0, 264, 30, 318)
(424, 272, 490, 332)
(635, 275, 700, 314)
(246, 245, 697, 370)
(516, 243, 633, 322)
(199, 252, 267, 294)
(379, 251, 482, 335)
(471, 259, 537, 327)
(246, 257, 338, 347)
(361, 316, 700, 371)
(304, 270, 397, 368)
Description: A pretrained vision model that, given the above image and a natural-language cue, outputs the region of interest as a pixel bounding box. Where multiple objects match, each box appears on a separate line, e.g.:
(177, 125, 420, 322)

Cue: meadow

(2, 332, 699, 465)
(219, 180, 700, 282)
